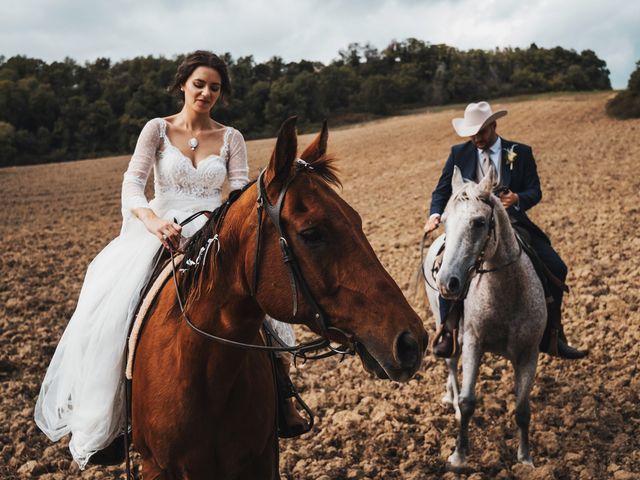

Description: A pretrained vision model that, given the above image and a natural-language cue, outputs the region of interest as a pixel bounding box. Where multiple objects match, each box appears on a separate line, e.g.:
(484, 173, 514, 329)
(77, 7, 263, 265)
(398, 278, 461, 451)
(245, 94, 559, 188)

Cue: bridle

(423, 195, 522, 300)
(124, 161, 356, 480)
(169, 159, 356, 360)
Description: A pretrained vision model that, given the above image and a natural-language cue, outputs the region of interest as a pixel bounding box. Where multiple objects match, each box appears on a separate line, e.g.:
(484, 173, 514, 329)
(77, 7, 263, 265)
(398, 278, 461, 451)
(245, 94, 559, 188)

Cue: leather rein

(169, 160, 356, 360)
(422, 196, 523, 300)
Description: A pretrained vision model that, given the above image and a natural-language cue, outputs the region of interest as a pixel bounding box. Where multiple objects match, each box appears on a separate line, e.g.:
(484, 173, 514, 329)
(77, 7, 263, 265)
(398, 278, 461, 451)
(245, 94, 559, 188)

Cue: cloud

(1, 0, 637, 88)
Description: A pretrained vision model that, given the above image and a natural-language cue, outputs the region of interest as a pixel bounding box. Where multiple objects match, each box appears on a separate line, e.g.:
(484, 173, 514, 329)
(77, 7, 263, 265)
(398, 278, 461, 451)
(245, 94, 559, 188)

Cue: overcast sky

(1, 0, 638, 89)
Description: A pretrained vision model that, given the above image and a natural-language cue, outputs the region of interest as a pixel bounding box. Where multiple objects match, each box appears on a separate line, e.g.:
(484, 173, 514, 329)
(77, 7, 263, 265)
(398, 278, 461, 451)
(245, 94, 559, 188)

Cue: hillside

(1, 91, 639, 479)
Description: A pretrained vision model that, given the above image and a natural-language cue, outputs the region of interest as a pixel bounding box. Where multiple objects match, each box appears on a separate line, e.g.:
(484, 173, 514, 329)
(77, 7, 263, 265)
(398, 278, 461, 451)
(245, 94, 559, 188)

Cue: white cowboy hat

(451, 101, 507, 137)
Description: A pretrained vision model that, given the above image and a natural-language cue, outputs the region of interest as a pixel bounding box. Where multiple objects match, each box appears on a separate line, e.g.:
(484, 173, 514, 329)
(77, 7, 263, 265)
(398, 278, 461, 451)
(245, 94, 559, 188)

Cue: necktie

(481, 150, 491, 176)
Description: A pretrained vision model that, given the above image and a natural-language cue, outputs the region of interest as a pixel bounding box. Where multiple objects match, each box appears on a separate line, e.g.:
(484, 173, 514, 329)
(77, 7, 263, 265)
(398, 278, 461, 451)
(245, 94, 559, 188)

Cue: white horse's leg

(442, 356, 458, 403)
(426, 269, 460, 413)
(442, 357, 461, 420)
(512, 350, 538, 466)
(427, 272, 461, 416)
(448, 340, 481, 469)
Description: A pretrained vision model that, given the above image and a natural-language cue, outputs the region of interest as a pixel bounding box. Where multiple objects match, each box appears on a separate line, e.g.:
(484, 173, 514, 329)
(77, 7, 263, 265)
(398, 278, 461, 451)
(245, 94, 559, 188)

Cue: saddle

(429, 221, 568, 334)
(125, 247, 182, 379)
(124, 245, 313, 439)
(511, 222, 569, 298)
(428, 222, 569, 358)
(430, 223, 567, 303)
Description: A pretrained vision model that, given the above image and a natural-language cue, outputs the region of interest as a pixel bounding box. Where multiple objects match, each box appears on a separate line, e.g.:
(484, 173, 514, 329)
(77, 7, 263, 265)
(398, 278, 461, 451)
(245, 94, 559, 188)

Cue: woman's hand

(133, 208, 182, 250)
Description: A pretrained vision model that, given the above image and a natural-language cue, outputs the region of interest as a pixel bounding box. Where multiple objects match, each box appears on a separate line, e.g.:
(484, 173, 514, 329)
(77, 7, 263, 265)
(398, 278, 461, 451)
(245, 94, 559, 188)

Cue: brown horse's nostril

(447, 276, 461, 293)
(395, 331, 421, 369)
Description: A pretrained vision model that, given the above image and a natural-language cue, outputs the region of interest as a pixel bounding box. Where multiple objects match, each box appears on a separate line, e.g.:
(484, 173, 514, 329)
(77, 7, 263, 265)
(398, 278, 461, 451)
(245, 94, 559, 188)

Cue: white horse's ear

(478, 164, 496, 197)
(451, 166, 464, 191)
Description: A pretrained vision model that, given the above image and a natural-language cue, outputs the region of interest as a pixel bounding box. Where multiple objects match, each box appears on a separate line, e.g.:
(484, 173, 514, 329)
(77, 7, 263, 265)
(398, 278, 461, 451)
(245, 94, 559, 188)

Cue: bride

(35, 51, 305, 469)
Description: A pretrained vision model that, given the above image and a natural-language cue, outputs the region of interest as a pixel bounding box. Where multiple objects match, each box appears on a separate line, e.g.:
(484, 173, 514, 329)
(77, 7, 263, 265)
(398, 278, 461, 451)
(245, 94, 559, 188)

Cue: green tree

(318, 65, 359, 112)
(0, 44, 613, 166)
(356, 75, 399, 114)
(83, 100, 117, 156)
(565, 65, 590, 90)
(0, 121, 17, 166)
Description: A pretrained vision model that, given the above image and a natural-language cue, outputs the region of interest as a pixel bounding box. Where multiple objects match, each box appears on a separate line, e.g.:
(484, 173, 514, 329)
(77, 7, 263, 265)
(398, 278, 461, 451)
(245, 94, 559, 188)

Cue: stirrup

(430, 324, 460, 358)
(431, 300, 462, 358)
(277, 385, 314, 438)
(274, 360, 314, 438)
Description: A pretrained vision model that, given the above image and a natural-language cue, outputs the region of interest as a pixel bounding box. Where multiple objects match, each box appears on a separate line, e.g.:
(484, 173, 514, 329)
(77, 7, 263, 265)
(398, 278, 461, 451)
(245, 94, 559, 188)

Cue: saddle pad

(125, 254, 183, 379)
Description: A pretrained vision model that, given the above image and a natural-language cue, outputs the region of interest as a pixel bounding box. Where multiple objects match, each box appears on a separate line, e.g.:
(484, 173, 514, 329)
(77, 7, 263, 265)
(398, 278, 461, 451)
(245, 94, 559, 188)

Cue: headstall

(422, 195, 522, 301)
(169, 160, 356, 360)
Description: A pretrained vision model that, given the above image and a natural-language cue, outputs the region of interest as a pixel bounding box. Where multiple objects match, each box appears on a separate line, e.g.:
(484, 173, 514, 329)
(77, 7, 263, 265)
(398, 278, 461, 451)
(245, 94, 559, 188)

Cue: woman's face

(181, 66, 223, 114)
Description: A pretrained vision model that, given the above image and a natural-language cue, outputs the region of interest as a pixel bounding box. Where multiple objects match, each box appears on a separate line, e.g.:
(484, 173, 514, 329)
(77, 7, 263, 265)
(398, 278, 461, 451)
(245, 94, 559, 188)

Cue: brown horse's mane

(178, 154, 340, 307)
(305, 153, 341, 189)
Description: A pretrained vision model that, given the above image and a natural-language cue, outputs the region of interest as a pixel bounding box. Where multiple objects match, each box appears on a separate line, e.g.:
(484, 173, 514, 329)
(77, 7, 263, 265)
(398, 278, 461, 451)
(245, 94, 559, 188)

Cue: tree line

(0, 39, 611, 166)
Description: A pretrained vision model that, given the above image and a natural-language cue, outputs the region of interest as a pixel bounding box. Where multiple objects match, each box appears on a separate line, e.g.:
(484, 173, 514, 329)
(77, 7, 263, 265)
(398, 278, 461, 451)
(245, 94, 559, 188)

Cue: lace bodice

(121, 118, 249, 218)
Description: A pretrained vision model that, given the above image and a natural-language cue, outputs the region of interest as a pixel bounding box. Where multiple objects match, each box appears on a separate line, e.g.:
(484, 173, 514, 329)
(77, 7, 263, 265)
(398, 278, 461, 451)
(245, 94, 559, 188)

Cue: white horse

(424, 166, 546, 468)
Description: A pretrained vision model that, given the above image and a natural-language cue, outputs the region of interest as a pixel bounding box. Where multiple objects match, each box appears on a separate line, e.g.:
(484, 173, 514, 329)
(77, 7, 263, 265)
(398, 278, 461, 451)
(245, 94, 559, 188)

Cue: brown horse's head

(246, 117, 427, 381)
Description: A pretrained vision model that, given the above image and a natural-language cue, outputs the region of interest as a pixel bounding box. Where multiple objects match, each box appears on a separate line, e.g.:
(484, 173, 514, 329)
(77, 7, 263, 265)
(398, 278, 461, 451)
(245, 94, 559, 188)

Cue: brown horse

(131, 118, 428, 479)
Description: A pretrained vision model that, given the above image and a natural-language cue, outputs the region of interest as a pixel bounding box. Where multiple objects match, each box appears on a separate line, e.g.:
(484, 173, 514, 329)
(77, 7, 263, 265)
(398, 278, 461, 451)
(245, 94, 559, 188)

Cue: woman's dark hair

(169, 50, 232, 100)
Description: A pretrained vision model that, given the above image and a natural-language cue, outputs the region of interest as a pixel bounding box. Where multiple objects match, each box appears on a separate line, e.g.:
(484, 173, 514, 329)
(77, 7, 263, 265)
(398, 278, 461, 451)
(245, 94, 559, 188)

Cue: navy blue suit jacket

(429, 137, 549, 242)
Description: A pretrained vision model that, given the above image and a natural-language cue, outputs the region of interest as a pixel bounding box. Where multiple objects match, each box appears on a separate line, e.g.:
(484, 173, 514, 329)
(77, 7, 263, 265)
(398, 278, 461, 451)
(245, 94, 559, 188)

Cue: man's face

(470, 122, 498, 150)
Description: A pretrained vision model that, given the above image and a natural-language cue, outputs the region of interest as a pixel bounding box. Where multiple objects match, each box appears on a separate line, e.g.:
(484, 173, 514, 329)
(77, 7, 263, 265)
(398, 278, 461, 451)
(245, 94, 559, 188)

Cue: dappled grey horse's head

(437, 165, 500, 299)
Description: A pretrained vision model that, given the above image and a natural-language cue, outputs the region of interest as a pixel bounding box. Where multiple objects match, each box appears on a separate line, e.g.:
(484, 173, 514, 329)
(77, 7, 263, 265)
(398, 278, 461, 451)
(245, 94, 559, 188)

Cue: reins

(125, 166, 356, 478)
(168, 161, 356, 360)
(472, 198, 523, 275)
(422, 196, 523, 302)
(421, 195, 524, 357)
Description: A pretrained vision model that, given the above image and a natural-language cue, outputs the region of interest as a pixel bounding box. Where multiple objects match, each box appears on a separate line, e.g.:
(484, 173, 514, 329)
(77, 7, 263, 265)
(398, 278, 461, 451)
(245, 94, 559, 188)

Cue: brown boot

(433, 330, 455, 358)
(431, 301, 461, 359)
(278, 397, 310, 439)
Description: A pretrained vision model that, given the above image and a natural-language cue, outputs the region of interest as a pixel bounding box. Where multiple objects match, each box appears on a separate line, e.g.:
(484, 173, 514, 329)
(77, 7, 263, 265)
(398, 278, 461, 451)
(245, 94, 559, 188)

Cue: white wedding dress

(34, 118, 295, 469)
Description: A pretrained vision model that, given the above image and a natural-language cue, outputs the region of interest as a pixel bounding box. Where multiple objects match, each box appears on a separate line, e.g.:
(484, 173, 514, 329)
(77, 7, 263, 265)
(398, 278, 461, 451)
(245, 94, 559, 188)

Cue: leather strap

(168, 166, 355, 358)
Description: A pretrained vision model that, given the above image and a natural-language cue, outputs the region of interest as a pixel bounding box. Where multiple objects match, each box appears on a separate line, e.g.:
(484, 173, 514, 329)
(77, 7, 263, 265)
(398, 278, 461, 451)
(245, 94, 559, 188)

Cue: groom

(424, 101, 587, 360)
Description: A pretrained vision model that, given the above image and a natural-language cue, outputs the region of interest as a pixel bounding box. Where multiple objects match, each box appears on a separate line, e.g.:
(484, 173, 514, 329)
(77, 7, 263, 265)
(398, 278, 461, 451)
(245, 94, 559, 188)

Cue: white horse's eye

(472, 218, 486, 228)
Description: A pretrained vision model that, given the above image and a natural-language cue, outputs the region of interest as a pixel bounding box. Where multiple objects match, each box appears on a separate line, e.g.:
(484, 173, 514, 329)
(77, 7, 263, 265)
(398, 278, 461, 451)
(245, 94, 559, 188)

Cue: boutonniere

(504, 144, 518, 170)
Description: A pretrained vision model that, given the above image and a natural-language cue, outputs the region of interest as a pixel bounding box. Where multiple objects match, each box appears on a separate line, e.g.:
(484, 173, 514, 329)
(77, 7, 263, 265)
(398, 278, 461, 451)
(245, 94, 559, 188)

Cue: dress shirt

(477, 136, 502, 173)
(429, 137, 504, 221)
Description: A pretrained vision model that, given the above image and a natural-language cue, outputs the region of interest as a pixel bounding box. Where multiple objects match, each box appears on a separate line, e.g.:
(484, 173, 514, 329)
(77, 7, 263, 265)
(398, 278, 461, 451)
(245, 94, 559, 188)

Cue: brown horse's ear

(266, 116, 298, 184)
(300, 120, 328, 163)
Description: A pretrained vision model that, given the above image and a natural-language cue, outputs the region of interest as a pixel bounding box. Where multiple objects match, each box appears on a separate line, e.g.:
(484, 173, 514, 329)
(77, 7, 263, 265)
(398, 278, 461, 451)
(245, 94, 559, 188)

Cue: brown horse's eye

(299, 228, 324, 245)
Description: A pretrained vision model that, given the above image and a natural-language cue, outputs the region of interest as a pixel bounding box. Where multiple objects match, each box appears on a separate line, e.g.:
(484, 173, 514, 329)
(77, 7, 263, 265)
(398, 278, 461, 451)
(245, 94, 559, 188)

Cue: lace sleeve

(227, 129, 250, 191)
(121, 119, 162, 218)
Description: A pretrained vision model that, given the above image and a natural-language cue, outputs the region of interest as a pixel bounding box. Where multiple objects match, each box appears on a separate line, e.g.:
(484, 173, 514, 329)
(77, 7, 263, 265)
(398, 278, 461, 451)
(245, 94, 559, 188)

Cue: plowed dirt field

(1, 92, 639, 479)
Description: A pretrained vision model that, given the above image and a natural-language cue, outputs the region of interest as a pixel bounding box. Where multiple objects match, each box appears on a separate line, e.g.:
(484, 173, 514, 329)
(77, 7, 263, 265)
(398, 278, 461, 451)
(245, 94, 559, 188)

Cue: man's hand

(499, 190, 519, 209)
(424, 215, 441, 233)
